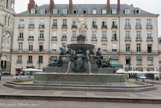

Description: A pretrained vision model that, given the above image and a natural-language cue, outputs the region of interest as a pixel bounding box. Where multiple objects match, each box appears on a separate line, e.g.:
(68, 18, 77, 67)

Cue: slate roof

(18, 4, 154, 15)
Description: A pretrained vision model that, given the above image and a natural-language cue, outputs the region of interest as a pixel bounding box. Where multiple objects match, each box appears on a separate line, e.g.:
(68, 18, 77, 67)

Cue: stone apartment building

(0, 0, 15, 72)
(11, 0, 159, 78)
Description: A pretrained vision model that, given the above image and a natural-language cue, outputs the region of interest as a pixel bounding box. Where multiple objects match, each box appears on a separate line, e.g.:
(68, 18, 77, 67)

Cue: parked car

(1, 72, 11, 75)
(136, 74, 146, 79)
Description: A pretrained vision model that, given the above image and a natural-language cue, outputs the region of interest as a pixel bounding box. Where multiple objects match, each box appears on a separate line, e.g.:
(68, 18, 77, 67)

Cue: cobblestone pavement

(0, 77, 161, 100)
(0, 99, 161, 108)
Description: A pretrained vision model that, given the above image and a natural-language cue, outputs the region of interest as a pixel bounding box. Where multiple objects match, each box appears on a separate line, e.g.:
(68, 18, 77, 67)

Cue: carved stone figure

(97, 57, 112, 68)
(77, 14, 86, 36)
(88, 49, 95, 56)
(59, 46, 66, 55)
(96, 48, 102, 56)
(48, 57, 62, 67)
(66, 48, 72, 55)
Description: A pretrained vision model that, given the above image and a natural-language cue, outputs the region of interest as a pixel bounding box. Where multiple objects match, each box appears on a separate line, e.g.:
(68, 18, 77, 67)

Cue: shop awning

(126, 57, 131, 60)
(111, 57, 119, 60)
(148, 57, 153, 60)
(137, 57, 142, 60)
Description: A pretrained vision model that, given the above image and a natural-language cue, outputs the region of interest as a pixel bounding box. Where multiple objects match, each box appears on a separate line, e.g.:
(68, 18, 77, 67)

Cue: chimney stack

(49, 0, 54, 12)
(107, 0, 110, 13)
(117, 0, 120, 13)
(28, 0, 37, 12)
(69, 0, 73, 13)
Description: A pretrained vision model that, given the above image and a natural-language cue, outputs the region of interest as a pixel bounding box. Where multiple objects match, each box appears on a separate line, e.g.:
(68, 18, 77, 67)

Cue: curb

(0, 94, 161, 104)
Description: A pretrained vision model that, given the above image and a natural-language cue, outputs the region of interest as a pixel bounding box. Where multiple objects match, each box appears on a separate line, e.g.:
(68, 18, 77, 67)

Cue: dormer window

(53, 9, 58, 14)
(112, 9, 117, 14)
(125, 9, 130, 14)
(31, 9, 36, 14)
(40, 9, 46, 14)
(92, 9, 97, 14)
(73, 9, 78, 14)
(82, 9, 87, 14)
(63, 9, 68, 14)
(102, 9, 107, 14)
(135, 8, 140, 14)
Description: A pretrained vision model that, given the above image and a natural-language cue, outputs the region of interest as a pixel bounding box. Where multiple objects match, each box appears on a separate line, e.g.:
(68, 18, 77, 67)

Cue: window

(72, 31, 77, 39)
(92, 20, 97, 26)
(40, 9, 46, 14)
(148, 57, 153, 65)
(52, 44, 57, 51)
(136, 19, 141, 28)
(17, 56, 22, 63)
(52, 31, 57, 39)
(63, 9, 67, 14)
(135, 9, 140, 14)
(147, 19, 152, 27)
(19, 30, 23, 39)
(102, 9, 107, 14)
(31, 9, 36, 14)
(112, 31, 117, 40)
(18, 43, 23, 51)
(29, 44, 33, 51)
(39, 43, 43, 52)
(19, 19, 24, 27)
(11, 2, 14, 9)
(28, 56, 32, 63)
(147, 44, 152, 53)
(72, 20, 77, 26)
(112, 20, 117, 26)
(39, 31, 44, 39)
(102, 20, 107, 26)
(62, 31, 67, 40)
(63, 19, 67, 26)
(147, 32, 152, 39)
(83, 9, 87, 14)
(111, 59, 118, 64)
(125, 19, 130, 28)
(112, 44, 117, 52)
(136, 31, 141, 39)
(53, 9, 58, 14)
(112, 9, 117, 14)
(53, 19, 57, 27)
(29, 30, 34, 36)
(137, 44, 141, 52)
(92, 31, 96, 39)
(102, 31, 107, 39)
(38, 56, 43, 63)
(102, 45, 107, 52)
(126, 57, 131, 65)
(126, 44, 130, 52)
(92, 9, 97, 14)
(73, 9, 78, 14)
(125, 31, 130, 39)
(137, 59, 142, 65)
(40, 19, 44, 26)
(29, 19, 34, 28)
(125, 9, 130, 14)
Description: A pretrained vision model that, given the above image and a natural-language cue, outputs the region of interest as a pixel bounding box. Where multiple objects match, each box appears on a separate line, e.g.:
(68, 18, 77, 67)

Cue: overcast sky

(15, 0, 161, 36)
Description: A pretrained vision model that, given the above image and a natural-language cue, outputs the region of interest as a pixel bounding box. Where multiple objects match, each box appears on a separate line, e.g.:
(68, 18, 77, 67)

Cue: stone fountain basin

(67, 44, 95, 52)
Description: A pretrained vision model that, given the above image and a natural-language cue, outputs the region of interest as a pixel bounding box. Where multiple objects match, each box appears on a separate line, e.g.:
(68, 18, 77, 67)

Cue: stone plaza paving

(0, 77, 161, 102)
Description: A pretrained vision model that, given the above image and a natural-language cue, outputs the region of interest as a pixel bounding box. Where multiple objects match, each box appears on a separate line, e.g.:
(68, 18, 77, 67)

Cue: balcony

(37, 61, 43, 64)
(91, 37, 97, 41)
(27, 61, 33, 64)
(119, 50, 159, 54)
(146, 25, 153, 29)
(18, 24, 25, 29)
(124, 25, 131, 29)
(62, 25, 68, 29)
(38, 38, 44, 41)
(52, 25, 58, 29)
(92, 25, 97, 29)
(111, 37, 118, 42)
(11, 49, 50, 53)
(101, 37, 107, 41)
(125, 37, 131, 41)
(17, 60, 22, 63)
(135, 25, 142, 29)
(71, 37, 77, 41)
(101, 25, 107, 29)
(136, 37, 142, 41)
(28, 36, 34, 41)
(17, 38, 24, 41)
(61, 36, 67, 41)
(71, 25, 77, 29)
(147, 37, 153, 42)
(51, 36, 57, 41)
(39, 24, 45, 29)
(111, 25, 118, 29)
(28, 24, 35, 29)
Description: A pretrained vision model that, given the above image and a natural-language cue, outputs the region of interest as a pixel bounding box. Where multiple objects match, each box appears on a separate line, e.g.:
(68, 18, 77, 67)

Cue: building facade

(11, 0, 159, 78)
(0, 0, 15, 72)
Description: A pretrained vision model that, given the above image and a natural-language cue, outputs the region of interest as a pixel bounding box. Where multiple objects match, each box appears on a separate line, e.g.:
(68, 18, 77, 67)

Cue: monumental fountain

(33, 15, 125, 86)
(4, 15, 156, 92)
